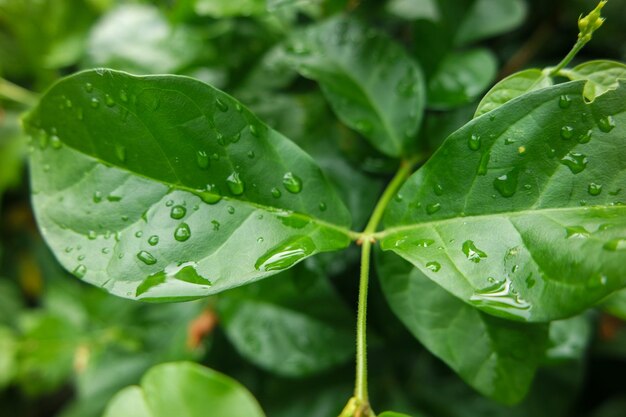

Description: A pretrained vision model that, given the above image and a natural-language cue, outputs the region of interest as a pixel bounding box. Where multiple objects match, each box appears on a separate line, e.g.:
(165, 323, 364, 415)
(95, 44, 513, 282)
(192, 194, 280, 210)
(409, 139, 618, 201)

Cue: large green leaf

(219, 263, 354, 377)
(23, 69, 352, 301)
(102, 362, 266, 417)
(286, 17, 425, 157)
(377, 251, 547, 404)
(381, 80, 626, 322)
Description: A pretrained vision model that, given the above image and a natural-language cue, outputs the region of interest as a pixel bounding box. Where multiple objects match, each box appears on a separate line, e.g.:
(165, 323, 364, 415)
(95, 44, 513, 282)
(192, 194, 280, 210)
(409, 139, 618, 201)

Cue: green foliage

(2, 1, 626, 416)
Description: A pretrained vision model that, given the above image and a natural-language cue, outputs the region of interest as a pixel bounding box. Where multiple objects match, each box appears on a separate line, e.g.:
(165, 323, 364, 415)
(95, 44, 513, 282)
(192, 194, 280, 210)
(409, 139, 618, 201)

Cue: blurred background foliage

(1, 0, 626, 416)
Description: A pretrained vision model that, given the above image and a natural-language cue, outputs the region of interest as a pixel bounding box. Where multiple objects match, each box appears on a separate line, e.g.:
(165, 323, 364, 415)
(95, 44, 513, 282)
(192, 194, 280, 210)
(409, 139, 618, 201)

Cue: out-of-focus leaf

(601, 288, 626, 320)
(193, 0, 266, 17)
(427, 48, 497, 109)
(455, 0, 527, 46)
(544, 314, 593, 363)
(386, 0, 439, 21)
(0, 326, 17, 389)
(0, 110, 26, 200)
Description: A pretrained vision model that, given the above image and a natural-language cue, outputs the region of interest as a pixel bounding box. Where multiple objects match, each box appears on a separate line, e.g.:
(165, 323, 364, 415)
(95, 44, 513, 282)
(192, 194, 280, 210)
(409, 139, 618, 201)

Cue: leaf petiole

(0, 77, 38, 107)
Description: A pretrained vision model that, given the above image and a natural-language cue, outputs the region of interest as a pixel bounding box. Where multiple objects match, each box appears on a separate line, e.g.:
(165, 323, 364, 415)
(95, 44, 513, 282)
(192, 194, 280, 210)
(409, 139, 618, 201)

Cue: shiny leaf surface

(561, 60, 626, 101)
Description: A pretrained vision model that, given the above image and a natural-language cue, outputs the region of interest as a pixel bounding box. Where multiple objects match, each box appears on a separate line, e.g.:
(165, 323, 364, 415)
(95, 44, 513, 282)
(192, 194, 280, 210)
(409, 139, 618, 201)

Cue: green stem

(354, 156, 419, 406)
(548, 38, 588, 76)
(0, 77, 38, 107)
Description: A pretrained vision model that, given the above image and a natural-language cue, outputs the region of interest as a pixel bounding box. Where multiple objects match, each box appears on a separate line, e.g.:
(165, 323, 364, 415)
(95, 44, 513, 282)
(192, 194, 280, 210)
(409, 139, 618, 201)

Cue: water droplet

(560, 152, 588, 174)
(394, 193, 403, 202)
(271, 187, 282, 198)
(558, 95, 572, 109)
(227, 206, 235, 214)
(87, 230, 97, 240)
(604, 238, 626, 251)
(85, 83, 93, 93)
(170, 205, 186, 219)
(257, 237, 264, 243)
(433, 184, 443, 196)
(50, 135, 62, 149)
(90, 97, 100, 108)
(470, 278, 531, 317)
(426, 261, 441, 272)
(598, 115, 616, 132)
(235, 103, 242, 112)
(102, 248, 110, 254)
(560, 125, 574, 140)
(174, 223, 191, 242)
(566, 226, 589, 238)
(247, 150, 255, 159)
(468, 133, 481, 151)
(426, 203, 441, 214)
(137, 250, 157, 265)
(115, 144, 127, 162)
(194, 185, 222, 204)
(196, 150, 209, 169)
(73, 264, 87, 278)
(319, 202, 327, 211)
(104, 94, 115, 107)
(255, 236, 316, 272)
(577, 129, 592, 143)
(504, 138, 516, 145)
(477, 151, 490, 175)
(119, 90, 129, 103)
(249, 124, 260, 137)
(65, 246, 73, 253)
(588, 183, 602, 196)
(148, 235, 159, 246)
(166, 200, 174, 207)
(226, 172, 245, 195)
(135, 231, 143, 238)
(282, 172, 302, 194)
(493, 168, 519, 197)
(215, 98, 228, 112)
(77, 254, 86, 261)
(462, 240, 488, 263)
(416, 239, 434, 247)
(211, 220, 220, 231)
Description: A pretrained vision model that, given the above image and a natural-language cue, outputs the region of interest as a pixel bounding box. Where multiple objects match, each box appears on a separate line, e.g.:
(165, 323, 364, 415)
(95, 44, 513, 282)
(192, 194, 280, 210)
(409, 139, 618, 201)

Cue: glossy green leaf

(286, 17, 425, 157)
(219, 264, 354, 377)
(23, 69, 352, 301)
(474, 69, 553, 117)
(378, 251, 547, 404)
(455, 0, 527, 46)
(84, 5, 203, 74)
(427, 48, 497, 109)
(103, 362, 266, 417)
(381, 81, 626, 322)
(561, 60, 626, 101)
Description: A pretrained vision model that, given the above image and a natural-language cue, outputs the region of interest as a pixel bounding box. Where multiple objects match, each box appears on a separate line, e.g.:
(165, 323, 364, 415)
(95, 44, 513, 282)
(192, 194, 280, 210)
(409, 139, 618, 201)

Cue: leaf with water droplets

(285, 17, 425, 157)
(381, 80, 626, 322)
(102, 362, 266, 417)
(377, 251, 548, 404)
(24, 70, 352, 301)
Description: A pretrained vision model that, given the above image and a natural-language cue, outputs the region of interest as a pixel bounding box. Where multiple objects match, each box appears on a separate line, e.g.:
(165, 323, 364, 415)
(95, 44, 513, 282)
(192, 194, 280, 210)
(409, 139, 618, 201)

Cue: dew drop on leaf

(226, 172, 245, 195)
(90, 97, 100, 108)
(105, 94, 115, 107)
(319, 202, 327, 211)
(470, 278, 531, 317)
(85, 83, 93, 93)
(433, 184, 444, 196)
(137, 250, 157, 265)
(282, 172, 302, 194)
(135, 231, 143, 238)
(196, 151, 209, 169)
(174, 223, 191, 242)
(271, 187, 282, 198)
(166, 200, 174, 207)
(560, 152, 588, 174)
(603, 238, 626, 251)
(170, 205, 186, 219)
(416, 239, 434, 248)
(426, 203, 441, 214)
(247, 150, 255, 159)
(565, 226, 590, 238)
(119, 90, 129, 103)
(73, 264, 87, 278)
(468, 133, 481, 151)
(227, 206, 235, 214)
(93, 191, 102, 203)
(462, 240, 488, 263)
(426, 261, 441, 272)
(102, 248, 110, 254)
(254, 236, 316, 272)
(493, 168, 519, 197)
(560, 125, 574, 140)
(50, 135, 61, 149)
(211, 220, 220, 231)
(257, 237, 264, 243)
(87, 230, 97, 240)
(558, 94, 572, 109)
(588, 183, 603, 196)
(598, 115, 616, 132)
(577, 129, 593, 143)
(249, 124, 260, 137)
(215, 98, 228, 112)
(148, 235, 159, 246)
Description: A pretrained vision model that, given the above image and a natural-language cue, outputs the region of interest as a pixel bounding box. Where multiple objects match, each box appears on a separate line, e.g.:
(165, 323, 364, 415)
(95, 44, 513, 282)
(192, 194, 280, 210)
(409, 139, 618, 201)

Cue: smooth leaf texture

(475, 69, 553, 117)
(455, 0, 527, 46)
(24, 69, 352, 301)
(286, 17, 425, 157)
(102, 362, 266, 417)
(381, 80, 626, 322)
(218, 264, 354, 377)
(561, 60, 626, 101)
(378, 251, 547, 404)
(379, 412, 413, 417)
(427, 48, 497, 109)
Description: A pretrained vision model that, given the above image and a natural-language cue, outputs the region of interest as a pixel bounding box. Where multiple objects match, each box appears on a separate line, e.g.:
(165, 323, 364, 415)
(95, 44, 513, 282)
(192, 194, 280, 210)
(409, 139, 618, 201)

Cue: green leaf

(427, 48, 497, 109)
(103, 362, 266, 417)
(379, 412, 413, 417)
(218, 264, 354, 377)
(544, 314, 592, 363)
(23, 69, 352, 301)
(455, 0, 527, 46)
(0, 326, 17, 389)
(193, 0, 266, 17)
(386, 0, 439, 21)
(561, 60, 626, 102)
(84, 5, 204, 74)
(286, 17, 425, 157)
(474, 69, 553, 117)
(601, 288, 626, 320)
(0, 110, 26, 201)
(381, 80, 626, 322)
(377, 251, 547, 404)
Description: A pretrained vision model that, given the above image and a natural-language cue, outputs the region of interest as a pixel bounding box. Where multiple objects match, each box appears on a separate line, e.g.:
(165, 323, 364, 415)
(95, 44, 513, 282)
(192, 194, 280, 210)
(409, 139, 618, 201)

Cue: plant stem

(354, 156, 419, 407)
(0, 77, 38, 107)
(548, 38, 589, 76)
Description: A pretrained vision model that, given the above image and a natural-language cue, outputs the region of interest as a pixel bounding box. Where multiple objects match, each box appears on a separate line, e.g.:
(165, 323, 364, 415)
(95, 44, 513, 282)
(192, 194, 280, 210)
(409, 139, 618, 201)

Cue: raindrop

(271, 187, 282, 198)
(604, 238, 626, 251)
(247, 150, 255, 159)
(493, 168, 519, 197)
(477, 151, 490, 175)
(257, 237, 264, 243)
(249, 124, 260, 137)
(77, 254, 85, 261)
(577, 129, 592, 143)
(196, 151, 209, 169)
(226, 172, 245, 195)
(282, 172, 303, 194)
(462, 240, 488, 263)
(255, 236, 316, 271)
(137, 250, 157, 265)
(433, 184, 444, 196)
(468, 133, 481, 151)
(566, 226, 590, 238)
(170, 205, 186, 219)
(148, 235, 159, 246)
(416, 239, 434, 248)
(469, 278, 531, 317)
(73, 264, 87, 278)
(426, 261, 441, 272)
(50, 135, 62, 149)
(87, 230, 97, 240)
(598, 115, 616, 132)
(174, 223, 191, 242)
(560, 125, 574, 140)
(215, 98, 228, 112)
(227, 206, 235, 214)
(119, 90, 129, 103)
(85, 83, 93, 93)
(93, 191, 102, 203)
(558, 95, 572, 109)
(166, 200, 174, 207)
(135, 231, 143, 238)
(105, 94, 115, 107)
(90, 97, 100, 108)
(588, 183, 603, 196)
(426, 203, 441, 214)
(102, 248, 110, 254)
(560, 152, 588, 174)
(319, 202, 327, 211)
